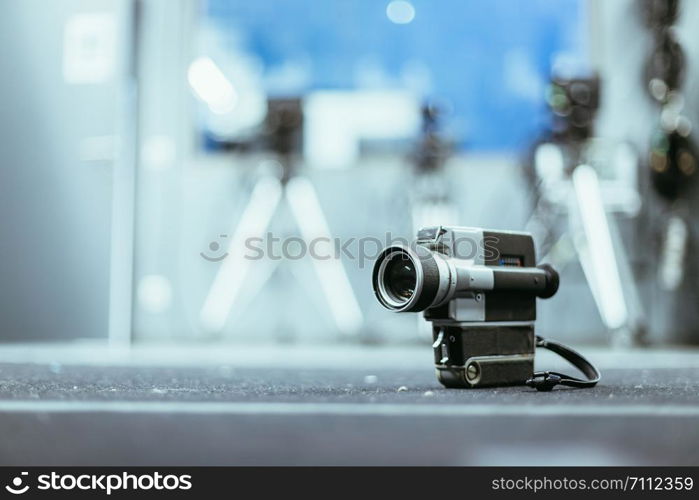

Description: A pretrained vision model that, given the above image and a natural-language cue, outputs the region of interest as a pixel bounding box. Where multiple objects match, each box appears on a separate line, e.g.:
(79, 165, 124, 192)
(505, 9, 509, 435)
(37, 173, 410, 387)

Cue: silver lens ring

(375, 247, 424, 311)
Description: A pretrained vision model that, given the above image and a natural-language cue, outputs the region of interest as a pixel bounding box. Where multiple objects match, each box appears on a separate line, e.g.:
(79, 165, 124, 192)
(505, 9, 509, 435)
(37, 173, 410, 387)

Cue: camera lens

(384, 256, 417, 303)
(372, 245, 442, 312)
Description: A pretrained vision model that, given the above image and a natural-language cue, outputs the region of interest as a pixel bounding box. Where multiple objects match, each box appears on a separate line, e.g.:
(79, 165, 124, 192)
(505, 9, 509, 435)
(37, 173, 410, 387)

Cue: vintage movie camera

(372, 226, 600, 390)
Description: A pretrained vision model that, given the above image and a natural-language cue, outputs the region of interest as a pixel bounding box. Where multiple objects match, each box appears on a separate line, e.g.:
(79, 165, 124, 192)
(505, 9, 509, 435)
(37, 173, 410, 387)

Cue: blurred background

(3, 0, 699, 468)
(1, 0, 699, 349)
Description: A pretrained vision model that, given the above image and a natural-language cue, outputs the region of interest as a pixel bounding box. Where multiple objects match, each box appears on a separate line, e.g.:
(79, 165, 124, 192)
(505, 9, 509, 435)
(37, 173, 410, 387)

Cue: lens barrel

(372, 245, 560, 313)
(372, 246, 443, 312)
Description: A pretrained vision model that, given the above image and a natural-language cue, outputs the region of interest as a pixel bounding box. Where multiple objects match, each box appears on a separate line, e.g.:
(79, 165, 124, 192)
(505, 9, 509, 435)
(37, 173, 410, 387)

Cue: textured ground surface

(0, 344, 697, 465)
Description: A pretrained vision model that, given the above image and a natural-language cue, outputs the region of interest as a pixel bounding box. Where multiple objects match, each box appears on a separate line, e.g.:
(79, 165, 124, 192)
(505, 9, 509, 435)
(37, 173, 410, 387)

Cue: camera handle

(525, 336, 601, 391)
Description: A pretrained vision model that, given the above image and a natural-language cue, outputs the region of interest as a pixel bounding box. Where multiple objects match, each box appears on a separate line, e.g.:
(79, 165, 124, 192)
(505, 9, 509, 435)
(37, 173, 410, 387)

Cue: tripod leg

(285, 176, 363, 337)
(605, 203, 647, 342)
(199, 176, 283, 333)
(226, 254, 282, 331)
(569, 164, 633, 344)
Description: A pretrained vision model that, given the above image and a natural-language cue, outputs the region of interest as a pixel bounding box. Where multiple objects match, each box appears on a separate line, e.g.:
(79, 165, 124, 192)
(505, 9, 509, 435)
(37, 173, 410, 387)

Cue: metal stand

(525, 77, 646, 346)
(199, 99, 363, 338)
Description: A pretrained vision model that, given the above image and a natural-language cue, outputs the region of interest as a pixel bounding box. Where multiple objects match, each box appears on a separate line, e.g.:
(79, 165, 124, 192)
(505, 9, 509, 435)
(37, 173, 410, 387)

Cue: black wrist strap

(525, 335, 601, 391)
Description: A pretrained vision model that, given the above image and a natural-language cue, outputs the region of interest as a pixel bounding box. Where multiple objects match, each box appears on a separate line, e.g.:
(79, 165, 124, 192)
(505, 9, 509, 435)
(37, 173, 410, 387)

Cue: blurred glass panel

(133, 0, 594, 345)
(200, 0, 588, 151)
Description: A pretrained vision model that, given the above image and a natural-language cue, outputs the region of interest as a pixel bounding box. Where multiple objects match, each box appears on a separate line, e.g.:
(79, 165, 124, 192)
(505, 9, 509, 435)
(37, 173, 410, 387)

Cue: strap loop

(525, 336, 601, 391)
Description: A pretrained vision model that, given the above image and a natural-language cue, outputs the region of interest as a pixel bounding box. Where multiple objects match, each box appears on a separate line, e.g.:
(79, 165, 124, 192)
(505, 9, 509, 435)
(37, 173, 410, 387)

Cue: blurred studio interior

(1, 0, 699, 466)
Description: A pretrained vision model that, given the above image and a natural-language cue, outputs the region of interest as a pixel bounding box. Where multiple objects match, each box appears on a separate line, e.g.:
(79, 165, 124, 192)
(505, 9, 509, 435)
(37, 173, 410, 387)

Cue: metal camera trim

(373, 244, 456, 313)
(374, 246, 425, 312)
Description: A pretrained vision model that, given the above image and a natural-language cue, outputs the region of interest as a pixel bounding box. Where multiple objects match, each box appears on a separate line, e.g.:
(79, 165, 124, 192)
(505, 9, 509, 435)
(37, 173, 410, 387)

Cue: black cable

(525, 335, 601, 391)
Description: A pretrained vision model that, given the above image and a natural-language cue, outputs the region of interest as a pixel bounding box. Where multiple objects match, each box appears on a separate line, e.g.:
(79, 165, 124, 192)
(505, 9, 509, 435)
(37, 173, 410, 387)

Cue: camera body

(372, 226, 559, 388)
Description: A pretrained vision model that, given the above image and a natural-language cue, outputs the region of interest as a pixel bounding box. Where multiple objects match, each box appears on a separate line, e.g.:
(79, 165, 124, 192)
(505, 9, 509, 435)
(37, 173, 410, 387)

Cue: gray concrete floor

(0, 343, 698, 465)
